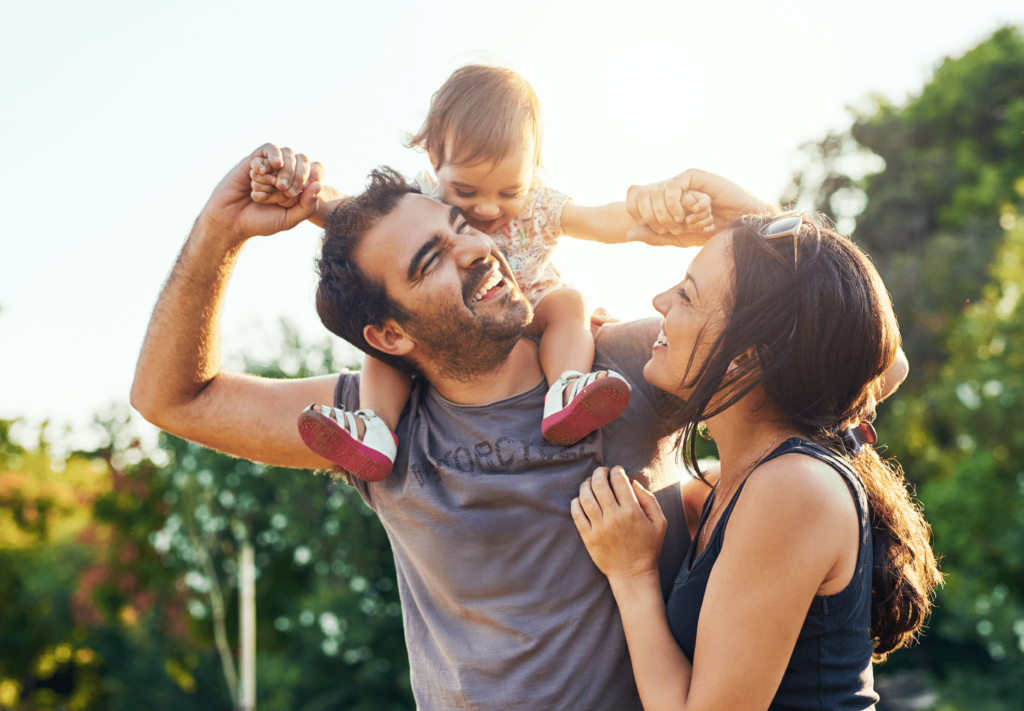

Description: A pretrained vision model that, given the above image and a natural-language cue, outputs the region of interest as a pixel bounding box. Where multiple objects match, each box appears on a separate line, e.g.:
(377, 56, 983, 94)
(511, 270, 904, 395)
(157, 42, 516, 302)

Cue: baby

(251, 65, 712, 480)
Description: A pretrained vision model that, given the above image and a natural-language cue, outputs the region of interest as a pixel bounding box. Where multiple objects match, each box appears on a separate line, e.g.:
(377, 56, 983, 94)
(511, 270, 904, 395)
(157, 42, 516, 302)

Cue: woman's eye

(678, 287, 691, 303)
(500, 192, 521, 199)
(455, 190, 475, 198)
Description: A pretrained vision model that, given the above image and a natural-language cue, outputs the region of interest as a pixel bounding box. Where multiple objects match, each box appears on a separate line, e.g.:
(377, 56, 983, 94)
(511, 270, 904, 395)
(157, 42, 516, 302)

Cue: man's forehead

(357, 193, 448, 279)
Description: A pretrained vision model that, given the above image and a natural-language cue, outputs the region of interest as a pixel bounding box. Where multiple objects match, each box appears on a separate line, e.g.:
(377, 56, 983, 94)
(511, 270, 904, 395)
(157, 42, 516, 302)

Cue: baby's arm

(250, 157, 346, 229)
(561, 191, 714, 249)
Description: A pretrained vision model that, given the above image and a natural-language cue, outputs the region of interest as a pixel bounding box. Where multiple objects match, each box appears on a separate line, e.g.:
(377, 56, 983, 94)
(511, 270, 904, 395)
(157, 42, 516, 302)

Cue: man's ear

(364, 320, 415, 358)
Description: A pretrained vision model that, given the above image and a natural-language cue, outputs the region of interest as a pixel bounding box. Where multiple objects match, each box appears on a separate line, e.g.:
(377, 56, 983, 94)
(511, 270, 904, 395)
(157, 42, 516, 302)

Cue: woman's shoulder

(747, 448, 857, 506)
(731, 449, 860, 542)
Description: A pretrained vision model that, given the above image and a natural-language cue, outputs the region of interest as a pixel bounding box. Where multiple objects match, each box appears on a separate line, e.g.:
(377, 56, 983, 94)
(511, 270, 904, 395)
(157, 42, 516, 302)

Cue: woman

(571, 172, 941, 711)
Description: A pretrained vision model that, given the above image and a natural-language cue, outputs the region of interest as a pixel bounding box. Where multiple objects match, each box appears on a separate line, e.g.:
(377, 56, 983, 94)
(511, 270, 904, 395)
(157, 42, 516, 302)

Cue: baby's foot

(297, 405, 397, 482)
(541, 371, 631, 446)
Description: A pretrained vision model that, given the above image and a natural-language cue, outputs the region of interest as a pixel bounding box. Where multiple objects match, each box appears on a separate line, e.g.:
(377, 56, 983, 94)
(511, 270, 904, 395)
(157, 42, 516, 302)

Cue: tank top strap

(759, 437, 869, 516)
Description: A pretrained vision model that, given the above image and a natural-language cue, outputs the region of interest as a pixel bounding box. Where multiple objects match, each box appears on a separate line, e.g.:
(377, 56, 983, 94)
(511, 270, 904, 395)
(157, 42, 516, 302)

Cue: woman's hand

(571, 466, 667, 583)
(626, 168, 777, 242)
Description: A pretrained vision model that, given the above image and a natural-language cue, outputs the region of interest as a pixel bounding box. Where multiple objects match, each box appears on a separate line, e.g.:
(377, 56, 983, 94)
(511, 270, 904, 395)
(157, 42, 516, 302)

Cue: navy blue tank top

(665, 438, 879, 710)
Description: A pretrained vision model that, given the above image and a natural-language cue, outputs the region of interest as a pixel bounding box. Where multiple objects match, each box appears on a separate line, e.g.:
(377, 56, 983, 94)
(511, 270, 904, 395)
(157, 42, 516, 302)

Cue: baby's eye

(500, 191, 523, 199)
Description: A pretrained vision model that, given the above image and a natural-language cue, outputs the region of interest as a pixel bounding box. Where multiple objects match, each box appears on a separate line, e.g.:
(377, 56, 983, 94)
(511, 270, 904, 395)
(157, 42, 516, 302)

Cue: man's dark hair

(315, 167, 420, 375)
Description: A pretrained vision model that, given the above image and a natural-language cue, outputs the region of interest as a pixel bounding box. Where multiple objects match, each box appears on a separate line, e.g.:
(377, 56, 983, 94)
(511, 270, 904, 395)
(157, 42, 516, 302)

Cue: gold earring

(698, 422, 714, 441)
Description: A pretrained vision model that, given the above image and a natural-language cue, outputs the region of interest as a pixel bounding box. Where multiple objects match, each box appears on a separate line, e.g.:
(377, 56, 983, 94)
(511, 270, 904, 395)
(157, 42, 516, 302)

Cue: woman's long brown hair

(672, 215, 942, 660)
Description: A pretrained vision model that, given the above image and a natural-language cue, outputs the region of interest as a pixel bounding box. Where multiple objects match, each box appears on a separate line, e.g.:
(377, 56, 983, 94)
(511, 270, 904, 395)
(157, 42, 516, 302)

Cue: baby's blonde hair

(407, 65, 543, 171)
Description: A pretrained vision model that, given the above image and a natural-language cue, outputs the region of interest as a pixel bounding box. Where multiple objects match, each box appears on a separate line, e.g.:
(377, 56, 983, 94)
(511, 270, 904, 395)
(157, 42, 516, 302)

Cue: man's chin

(500, 294, 532, 335)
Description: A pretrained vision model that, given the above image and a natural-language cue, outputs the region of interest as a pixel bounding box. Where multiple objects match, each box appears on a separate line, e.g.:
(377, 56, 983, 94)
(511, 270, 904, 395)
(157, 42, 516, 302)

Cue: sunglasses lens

(762, 215, 802, 237)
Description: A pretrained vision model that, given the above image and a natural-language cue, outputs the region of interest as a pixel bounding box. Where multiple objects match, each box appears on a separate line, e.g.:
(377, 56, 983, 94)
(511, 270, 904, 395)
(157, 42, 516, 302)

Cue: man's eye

(455, 190, 475, 198)
(455, 219, 469, 233)
(678, 286, 690, 303)
(424, 253, 440, 271)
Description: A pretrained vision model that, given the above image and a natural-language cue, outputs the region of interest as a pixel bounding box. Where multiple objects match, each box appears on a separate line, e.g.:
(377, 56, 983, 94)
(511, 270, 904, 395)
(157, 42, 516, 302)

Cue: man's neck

(425, 338, 544, 406)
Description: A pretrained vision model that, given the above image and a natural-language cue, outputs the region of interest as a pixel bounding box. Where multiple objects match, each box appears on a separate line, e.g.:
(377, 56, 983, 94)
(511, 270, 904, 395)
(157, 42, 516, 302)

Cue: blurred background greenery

(1, 25, 1022, 711)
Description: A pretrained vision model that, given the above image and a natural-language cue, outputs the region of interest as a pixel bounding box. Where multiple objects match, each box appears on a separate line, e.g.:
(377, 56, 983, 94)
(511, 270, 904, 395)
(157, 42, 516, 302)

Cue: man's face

(355, 193, 533, 379)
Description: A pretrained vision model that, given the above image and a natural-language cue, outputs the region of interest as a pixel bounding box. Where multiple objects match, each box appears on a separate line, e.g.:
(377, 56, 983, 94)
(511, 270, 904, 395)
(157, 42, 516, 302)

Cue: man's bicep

(156, 372, 343, 470)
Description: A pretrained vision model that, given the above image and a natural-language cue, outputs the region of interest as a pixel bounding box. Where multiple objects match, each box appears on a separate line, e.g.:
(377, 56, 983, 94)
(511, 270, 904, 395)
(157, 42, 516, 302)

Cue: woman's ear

(726, 347, 757, 376)
(364, 321, 415, 358)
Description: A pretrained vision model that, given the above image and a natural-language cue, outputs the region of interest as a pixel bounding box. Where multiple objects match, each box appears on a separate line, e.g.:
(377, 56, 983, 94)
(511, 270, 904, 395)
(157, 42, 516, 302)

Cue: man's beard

(404, 263, 533, 381)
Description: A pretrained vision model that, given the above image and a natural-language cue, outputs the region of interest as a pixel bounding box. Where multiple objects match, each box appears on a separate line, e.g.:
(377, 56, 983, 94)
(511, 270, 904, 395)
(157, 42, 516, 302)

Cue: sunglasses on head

(759, 209, 812, 269)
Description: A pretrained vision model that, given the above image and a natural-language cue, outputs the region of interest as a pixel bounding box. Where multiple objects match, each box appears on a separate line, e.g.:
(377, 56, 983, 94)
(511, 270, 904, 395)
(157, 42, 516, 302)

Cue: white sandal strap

(544, 370, 629, 420)
(305, 404, 396, 462)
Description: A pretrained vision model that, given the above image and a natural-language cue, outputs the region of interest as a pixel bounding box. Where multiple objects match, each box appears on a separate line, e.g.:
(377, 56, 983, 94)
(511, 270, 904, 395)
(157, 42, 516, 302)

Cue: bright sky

(2, 0, 1021, 448)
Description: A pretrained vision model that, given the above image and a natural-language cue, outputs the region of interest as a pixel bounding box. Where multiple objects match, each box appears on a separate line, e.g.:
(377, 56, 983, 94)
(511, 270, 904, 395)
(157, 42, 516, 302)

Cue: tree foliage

(785, 25, 1024, 710)
(0, 328, 414, 710)
(788, 26, 1024, 391)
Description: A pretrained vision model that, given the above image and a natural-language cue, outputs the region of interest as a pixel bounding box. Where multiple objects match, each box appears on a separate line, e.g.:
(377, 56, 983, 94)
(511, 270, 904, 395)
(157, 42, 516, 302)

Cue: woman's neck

(704, 390, 799, 488)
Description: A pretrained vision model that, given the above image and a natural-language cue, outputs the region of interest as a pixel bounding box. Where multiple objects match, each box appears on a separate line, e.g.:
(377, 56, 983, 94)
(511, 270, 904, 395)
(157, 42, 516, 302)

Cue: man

(131, 144, 775, 709)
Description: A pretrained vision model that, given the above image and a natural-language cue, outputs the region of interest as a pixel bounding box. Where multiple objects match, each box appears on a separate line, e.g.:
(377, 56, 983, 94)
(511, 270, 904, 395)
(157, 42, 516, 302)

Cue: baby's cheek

(507, 196, 529, 216)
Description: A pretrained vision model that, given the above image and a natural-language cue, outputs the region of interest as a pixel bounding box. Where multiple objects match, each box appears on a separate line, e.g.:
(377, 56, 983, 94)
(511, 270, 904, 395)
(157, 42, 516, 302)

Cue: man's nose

(455, 230, 493, 267)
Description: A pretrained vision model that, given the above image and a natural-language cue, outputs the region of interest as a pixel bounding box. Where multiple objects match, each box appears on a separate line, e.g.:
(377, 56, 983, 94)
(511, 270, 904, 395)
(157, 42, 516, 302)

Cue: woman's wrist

(608, 568, 663, 599)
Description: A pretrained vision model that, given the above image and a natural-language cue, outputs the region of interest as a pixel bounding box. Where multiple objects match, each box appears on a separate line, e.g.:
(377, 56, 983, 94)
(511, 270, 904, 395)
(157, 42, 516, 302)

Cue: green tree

(887, 216, 1024, 709)
(105, 325, 413, 710)
(783, 25, 1024, 709)
(1, 325, 414, 709)
(786, 25, 1024, 391)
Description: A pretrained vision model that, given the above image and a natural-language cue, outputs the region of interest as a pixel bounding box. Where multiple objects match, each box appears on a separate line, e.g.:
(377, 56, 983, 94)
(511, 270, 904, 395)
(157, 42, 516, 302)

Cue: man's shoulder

(594, 318, 659, 362)
(334, 370, 361, 410)
(593, 318, 665, 409)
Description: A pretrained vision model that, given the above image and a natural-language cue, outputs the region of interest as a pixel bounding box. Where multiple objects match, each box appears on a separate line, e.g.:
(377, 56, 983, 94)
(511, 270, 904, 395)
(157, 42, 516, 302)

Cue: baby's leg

(531, 287, 594, 388)
(359, 354, 412, 433)
(533, 288, 631, 445)
(295, 355, 409, 481)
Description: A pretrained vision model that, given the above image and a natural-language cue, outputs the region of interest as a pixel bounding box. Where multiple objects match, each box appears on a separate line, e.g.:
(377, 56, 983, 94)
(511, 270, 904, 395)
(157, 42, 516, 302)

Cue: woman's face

(644, 231, 735, 396)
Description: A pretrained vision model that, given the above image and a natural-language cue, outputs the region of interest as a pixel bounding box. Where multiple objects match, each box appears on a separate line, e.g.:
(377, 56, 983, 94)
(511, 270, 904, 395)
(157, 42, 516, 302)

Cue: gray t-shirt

(336, 318, 688, 710)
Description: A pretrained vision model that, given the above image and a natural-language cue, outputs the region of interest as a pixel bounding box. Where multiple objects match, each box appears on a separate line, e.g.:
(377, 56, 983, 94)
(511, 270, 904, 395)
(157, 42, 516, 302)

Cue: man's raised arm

(130, 144, 339, 469)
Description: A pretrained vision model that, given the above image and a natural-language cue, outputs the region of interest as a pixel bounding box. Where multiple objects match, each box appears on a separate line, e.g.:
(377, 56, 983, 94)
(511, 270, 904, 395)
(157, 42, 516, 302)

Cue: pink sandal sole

(297, 410, 396, 482)
(542, 376, 631, 446)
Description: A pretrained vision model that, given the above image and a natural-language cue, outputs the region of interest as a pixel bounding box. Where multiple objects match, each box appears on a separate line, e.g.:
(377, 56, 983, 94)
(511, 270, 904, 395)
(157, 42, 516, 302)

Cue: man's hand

(200, 143, 324, 243)
(626, 169, 776, 243)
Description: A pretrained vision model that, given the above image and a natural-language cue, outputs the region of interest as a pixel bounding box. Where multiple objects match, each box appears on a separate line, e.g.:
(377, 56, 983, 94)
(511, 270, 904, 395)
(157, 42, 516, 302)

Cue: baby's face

(434, 137, 536, 235)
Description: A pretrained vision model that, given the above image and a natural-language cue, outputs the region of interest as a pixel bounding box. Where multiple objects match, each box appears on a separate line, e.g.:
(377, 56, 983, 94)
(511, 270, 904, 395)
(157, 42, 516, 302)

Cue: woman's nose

(652, 289, 671, 316)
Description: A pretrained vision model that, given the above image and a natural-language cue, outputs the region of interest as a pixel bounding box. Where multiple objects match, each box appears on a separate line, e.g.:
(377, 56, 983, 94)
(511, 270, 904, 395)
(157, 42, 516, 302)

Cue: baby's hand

(249, 155, 301, 207)
(682, 190, 714, 235)
(626, 173, 719, 247)
(625, 188, 716, 248)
